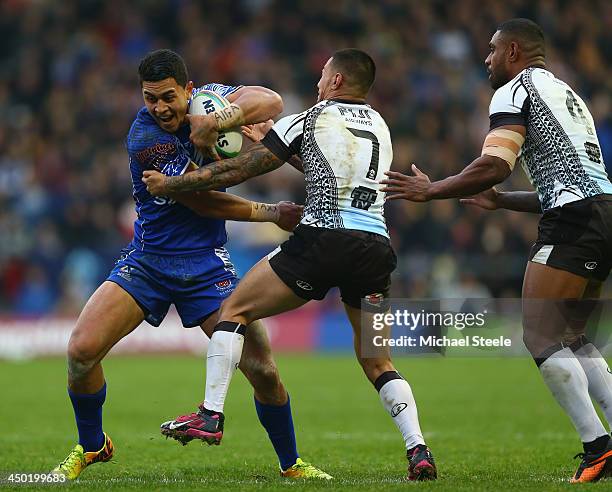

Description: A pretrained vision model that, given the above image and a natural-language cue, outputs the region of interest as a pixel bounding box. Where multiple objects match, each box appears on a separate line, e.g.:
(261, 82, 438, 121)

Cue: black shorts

(529, 194, 612, 282)
(268, 225, 397, 312)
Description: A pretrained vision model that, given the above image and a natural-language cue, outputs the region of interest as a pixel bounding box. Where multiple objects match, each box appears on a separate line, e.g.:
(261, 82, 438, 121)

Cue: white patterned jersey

(262, 99, 392, 237)
(489, 67, 612, 211)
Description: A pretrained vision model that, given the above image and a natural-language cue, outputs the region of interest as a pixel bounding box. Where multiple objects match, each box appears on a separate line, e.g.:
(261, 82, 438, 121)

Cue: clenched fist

(275, 201, 303, 232)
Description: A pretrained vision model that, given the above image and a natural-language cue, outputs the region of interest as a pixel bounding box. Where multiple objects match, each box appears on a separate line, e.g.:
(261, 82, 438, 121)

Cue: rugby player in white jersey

(143, 49, 437, 481)
(380, 19, 612, 483)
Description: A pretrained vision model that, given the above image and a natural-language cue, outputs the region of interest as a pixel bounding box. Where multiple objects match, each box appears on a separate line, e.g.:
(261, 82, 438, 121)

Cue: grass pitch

(1, 354, 610, 491)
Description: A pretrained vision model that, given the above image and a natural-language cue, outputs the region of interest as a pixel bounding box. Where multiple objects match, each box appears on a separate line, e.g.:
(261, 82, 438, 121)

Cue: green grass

(0, 355, 610, 490)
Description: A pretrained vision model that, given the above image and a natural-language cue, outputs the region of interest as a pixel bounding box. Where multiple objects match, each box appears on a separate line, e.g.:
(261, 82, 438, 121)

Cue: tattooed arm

(142, 143, 284, 195)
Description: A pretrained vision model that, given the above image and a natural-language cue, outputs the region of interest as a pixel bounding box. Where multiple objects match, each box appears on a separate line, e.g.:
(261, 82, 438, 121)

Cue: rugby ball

(189, 90, 243, 158)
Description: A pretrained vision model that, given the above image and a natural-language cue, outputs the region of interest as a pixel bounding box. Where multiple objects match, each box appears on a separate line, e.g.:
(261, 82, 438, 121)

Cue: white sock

(539, 347, 607, 442)
(378, 378, 425, 450)
(204, 327, 245, 413)
(574, 341, 612, 430)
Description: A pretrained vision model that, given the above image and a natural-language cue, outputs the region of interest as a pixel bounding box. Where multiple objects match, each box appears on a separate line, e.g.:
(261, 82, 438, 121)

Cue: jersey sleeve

(261, 111, 307, 162)
(127, 124, 191, 176)
(196, 83, 242, 99)
(489, 76, 529, 131)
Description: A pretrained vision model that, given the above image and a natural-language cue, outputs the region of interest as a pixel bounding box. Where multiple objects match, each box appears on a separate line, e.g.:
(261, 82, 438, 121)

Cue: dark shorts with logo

(529, 194, 612, 282)
(267, 225, 397, 312)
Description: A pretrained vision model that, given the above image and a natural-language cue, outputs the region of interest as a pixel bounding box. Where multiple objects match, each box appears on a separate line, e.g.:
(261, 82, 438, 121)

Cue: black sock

(583, 434, 610, 454)
(201, 406, 222, 417)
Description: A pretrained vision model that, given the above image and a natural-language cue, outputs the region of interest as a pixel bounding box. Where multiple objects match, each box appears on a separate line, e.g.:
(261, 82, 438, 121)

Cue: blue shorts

(107, 246, 238, 327)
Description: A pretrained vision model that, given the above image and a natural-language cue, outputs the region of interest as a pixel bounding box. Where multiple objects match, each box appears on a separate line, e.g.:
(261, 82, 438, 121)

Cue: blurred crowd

(1, 0, 611, 316)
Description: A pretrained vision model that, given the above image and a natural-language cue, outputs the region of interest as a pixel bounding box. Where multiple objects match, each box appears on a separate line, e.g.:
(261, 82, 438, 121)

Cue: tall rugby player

(380, 19, 612, 483)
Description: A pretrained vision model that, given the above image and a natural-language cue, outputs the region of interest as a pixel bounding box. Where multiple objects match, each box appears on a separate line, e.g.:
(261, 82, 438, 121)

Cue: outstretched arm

(460, 188, 541, 213)
(173, 190, 302, 231)
(380, 125, 525, 202)
(143, 143, 284, 194)
(382, 156, 511, 202)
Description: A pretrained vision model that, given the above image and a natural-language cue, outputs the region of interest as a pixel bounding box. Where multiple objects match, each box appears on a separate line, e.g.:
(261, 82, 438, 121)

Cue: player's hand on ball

(142, 170, 168, 196)
(241, 119, 274, 143)
(380, 165, 432, 202)
(275, 201, 303, 231)
(460, 187, 500, 210)
(185, 114, 220, 157)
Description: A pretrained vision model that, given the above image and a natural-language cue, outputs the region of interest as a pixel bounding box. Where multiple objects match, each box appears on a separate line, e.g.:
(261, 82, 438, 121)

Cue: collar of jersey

(328, 97, 368, 105)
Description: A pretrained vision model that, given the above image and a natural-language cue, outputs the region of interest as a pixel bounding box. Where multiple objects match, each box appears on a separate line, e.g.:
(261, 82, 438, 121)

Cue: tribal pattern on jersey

(262, 98, 393, 237)
(300, 100, 343, 228)
(520, 68, 603, 210)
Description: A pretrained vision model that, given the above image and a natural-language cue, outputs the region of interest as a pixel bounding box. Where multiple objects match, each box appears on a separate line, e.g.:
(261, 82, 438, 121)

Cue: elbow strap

(481, 129, 525, 170)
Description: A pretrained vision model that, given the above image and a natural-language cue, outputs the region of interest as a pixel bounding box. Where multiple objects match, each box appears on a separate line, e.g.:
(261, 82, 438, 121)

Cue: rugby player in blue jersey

(52, 49, 330, 480)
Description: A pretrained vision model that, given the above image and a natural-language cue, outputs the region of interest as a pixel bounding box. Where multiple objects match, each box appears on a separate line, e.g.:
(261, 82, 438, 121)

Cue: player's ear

(185, 80, 194, 97)
(508, 41, 520, 63)
(333, 73, 343, 89)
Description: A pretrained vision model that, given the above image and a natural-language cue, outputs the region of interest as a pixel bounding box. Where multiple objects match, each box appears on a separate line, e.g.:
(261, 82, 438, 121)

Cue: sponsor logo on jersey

(215, 279, 234, 293)
(296, 280, 313, 291)
(585, 261, 598, 270)
(135, 143, 176, 166)
(351, 186, 377, 210)
(365, 293, 384, 306)
(391, 402, 408, 417)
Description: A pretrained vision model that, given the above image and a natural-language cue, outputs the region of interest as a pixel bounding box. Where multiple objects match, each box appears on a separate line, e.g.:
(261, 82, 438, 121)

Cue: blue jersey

(126, 83, 240, 255)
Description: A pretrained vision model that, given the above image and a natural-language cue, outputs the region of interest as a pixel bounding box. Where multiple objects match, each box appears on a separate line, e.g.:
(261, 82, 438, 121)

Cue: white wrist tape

(249, 202, 279, 222)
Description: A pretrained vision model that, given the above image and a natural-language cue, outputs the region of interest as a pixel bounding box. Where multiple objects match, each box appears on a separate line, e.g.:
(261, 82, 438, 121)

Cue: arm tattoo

(164, 143, 284, 193)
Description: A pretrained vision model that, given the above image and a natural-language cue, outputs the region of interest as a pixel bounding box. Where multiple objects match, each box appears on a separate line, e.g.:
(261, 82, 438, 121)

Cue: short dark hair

(497, 18, 545, 56)
(138, 49, 189, 86)
(330, 49, 376, 95)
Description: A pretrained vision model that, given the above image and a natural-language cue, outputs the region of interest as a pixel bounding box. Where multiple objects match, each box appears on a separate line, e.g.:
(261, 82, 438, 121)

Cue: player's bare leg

(53, 281, 145, 479)
(199, 257, 305, 427)
(201, 315, 287, 405)
(522, 262, 611, 482)
(218, 257, 308, 325)
(161, 260, 331, 478)
(208, 259, 325, 478)
(68, 282, 145, 393)
(345, 304, 436, 481)
(562, 280, 612, 431)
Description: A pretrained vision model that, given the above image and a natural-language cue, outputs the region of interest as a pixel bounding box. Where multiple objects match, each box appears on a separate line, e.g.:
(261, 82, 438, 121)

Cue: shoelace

(410, 448, 429, 462)
(573, 452, 585, 460)
(293, 461, 329, 478)
(59, 449, 84, 470)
